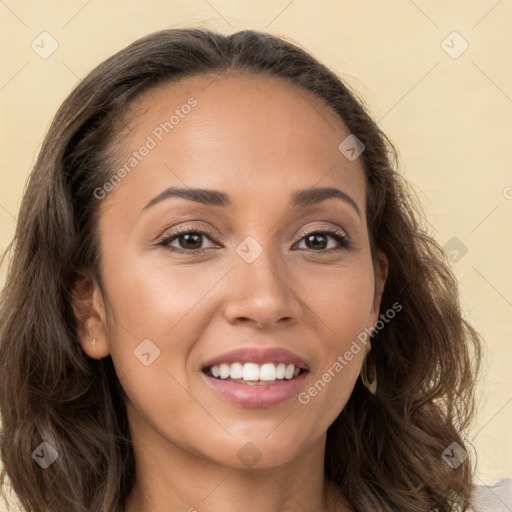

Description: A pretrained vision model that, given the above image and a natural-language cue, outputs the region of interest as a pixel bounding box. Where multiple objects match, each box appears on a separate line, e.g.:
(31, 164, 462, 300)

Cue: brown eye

(173, 232, 204, 251)
(158, 229, 219, 253)
(295, 229, 350, 252)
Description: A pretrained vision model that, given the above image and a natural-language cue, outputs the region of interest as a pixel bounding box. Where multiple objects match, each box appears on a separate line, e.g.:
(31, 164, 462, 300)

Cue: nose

(222, 241, 302, 329)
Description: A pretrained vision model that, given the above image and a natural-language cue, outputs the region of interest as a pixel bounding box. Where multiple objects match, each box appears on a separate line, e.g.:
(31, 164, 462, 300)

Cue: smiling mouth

(202, 362, 308, 385)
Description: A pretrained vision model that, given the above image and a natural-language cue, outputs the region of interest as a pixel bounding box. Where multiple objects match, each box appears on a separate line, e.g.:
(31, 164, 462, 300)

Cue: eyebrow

(143, 186, 361, 218)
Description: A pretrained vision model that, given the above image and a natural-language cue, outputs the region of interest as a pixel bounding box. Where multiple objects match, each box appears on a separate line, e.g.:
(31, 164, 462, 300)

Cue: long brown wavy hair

(0, 28, 483, 511)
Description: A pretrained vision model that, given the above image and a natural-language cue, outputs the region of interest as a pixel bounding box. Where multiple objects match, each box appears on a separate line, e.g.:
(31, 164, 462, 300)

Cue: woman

(0, 28, 482, 511)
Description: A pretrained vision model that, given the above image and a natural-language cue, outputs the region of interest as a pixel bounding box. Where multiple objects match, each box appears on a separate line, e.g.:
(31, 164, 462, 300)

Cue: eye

(157, 228, 219, 253)
(294, 227, 350, 252)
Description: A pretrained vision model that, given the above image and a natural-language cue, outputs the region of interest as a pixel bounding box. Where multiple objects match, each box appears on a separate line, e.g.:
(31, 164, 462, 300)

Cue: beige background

(1, 0, 511, 505)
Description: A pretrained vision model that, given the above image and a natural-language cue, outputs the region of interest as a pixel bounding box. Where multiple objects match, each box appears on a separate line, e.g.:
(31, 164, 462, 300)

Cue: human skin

(74, 72, 387, 512)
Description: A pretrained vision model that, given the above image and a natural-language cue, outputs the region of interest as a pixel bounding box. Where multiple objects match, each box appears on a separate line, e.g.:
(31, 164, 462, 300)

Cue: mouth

(200, 347, 310, 407)
(202, 362, 308, 385)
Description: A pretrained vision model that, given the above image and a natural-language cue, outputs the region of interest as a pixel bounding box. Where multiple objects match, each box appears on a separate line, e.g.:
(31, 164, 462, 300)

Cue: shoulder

(469, 478, 512, 512)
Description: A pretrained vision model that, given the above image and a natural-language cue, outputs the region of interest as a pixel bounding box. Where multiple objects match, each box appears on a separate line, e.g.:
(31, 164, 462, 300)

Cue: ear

(71, 272, 110, 359)
(369, 251, 389, 327)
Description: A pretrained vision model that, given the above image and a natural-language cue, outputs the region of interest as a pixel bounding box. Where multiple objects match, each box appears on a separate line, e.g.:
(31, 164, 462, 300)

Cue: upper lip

(201, 347, 310, 371)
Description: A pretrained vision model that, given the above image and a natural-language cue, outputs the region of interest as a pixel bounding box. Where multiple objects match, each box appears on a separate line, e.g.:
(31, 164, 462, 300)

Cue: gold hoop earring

(361, 354, 377, 395)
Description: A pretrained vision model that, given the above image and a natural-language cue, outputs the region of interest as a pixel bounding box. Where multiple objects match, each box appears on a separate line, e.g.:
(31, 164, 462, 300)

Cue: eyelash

(156, 225, 351, 254)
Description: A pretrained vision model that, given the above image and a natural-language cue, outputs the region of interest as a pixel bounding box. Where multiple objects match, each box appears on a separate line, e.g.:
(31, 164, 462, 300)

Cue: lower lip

(201, 371, 309, 408)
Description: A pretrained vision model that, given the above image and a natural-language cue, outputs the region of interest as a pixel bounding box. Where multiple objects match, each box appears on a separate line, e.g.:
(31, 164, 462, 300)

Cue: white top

(469, 479, 512, 512)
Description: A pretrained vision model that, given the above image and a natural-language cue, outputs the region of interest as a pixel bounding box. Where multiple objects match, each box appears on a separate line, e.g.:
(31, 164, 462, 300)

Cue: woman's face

(82, 73, 386, 469)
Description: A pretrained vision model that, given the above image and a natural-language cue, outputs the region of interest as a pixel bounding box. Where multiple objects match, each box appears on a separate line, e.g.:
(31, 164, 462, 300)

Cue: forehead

(104, 72, 366, 216)
(125, 72, 353, 147)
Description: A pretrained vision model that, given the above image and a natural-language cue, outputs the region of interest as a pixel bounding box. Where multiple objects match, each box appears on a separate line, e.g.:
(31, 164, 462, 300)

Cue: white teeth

(208, 362, 303, 382)
(260, 363, 276, 381)
(284, 363, 295, 380)
(230, 362, 243, 379)
(242, 363, 260, 381)
(219, 363, 230, 379)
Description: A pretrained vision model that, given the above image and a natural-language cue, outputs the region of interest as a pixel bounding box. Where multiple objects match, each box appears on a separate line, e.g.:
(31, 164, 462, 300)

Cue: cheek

(294, 258, 375, 420)
(101, 248, 231, 346)
(98, 251, 225, 447)
(98, 250, 234, 431)
(300, 256, 376, 339)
